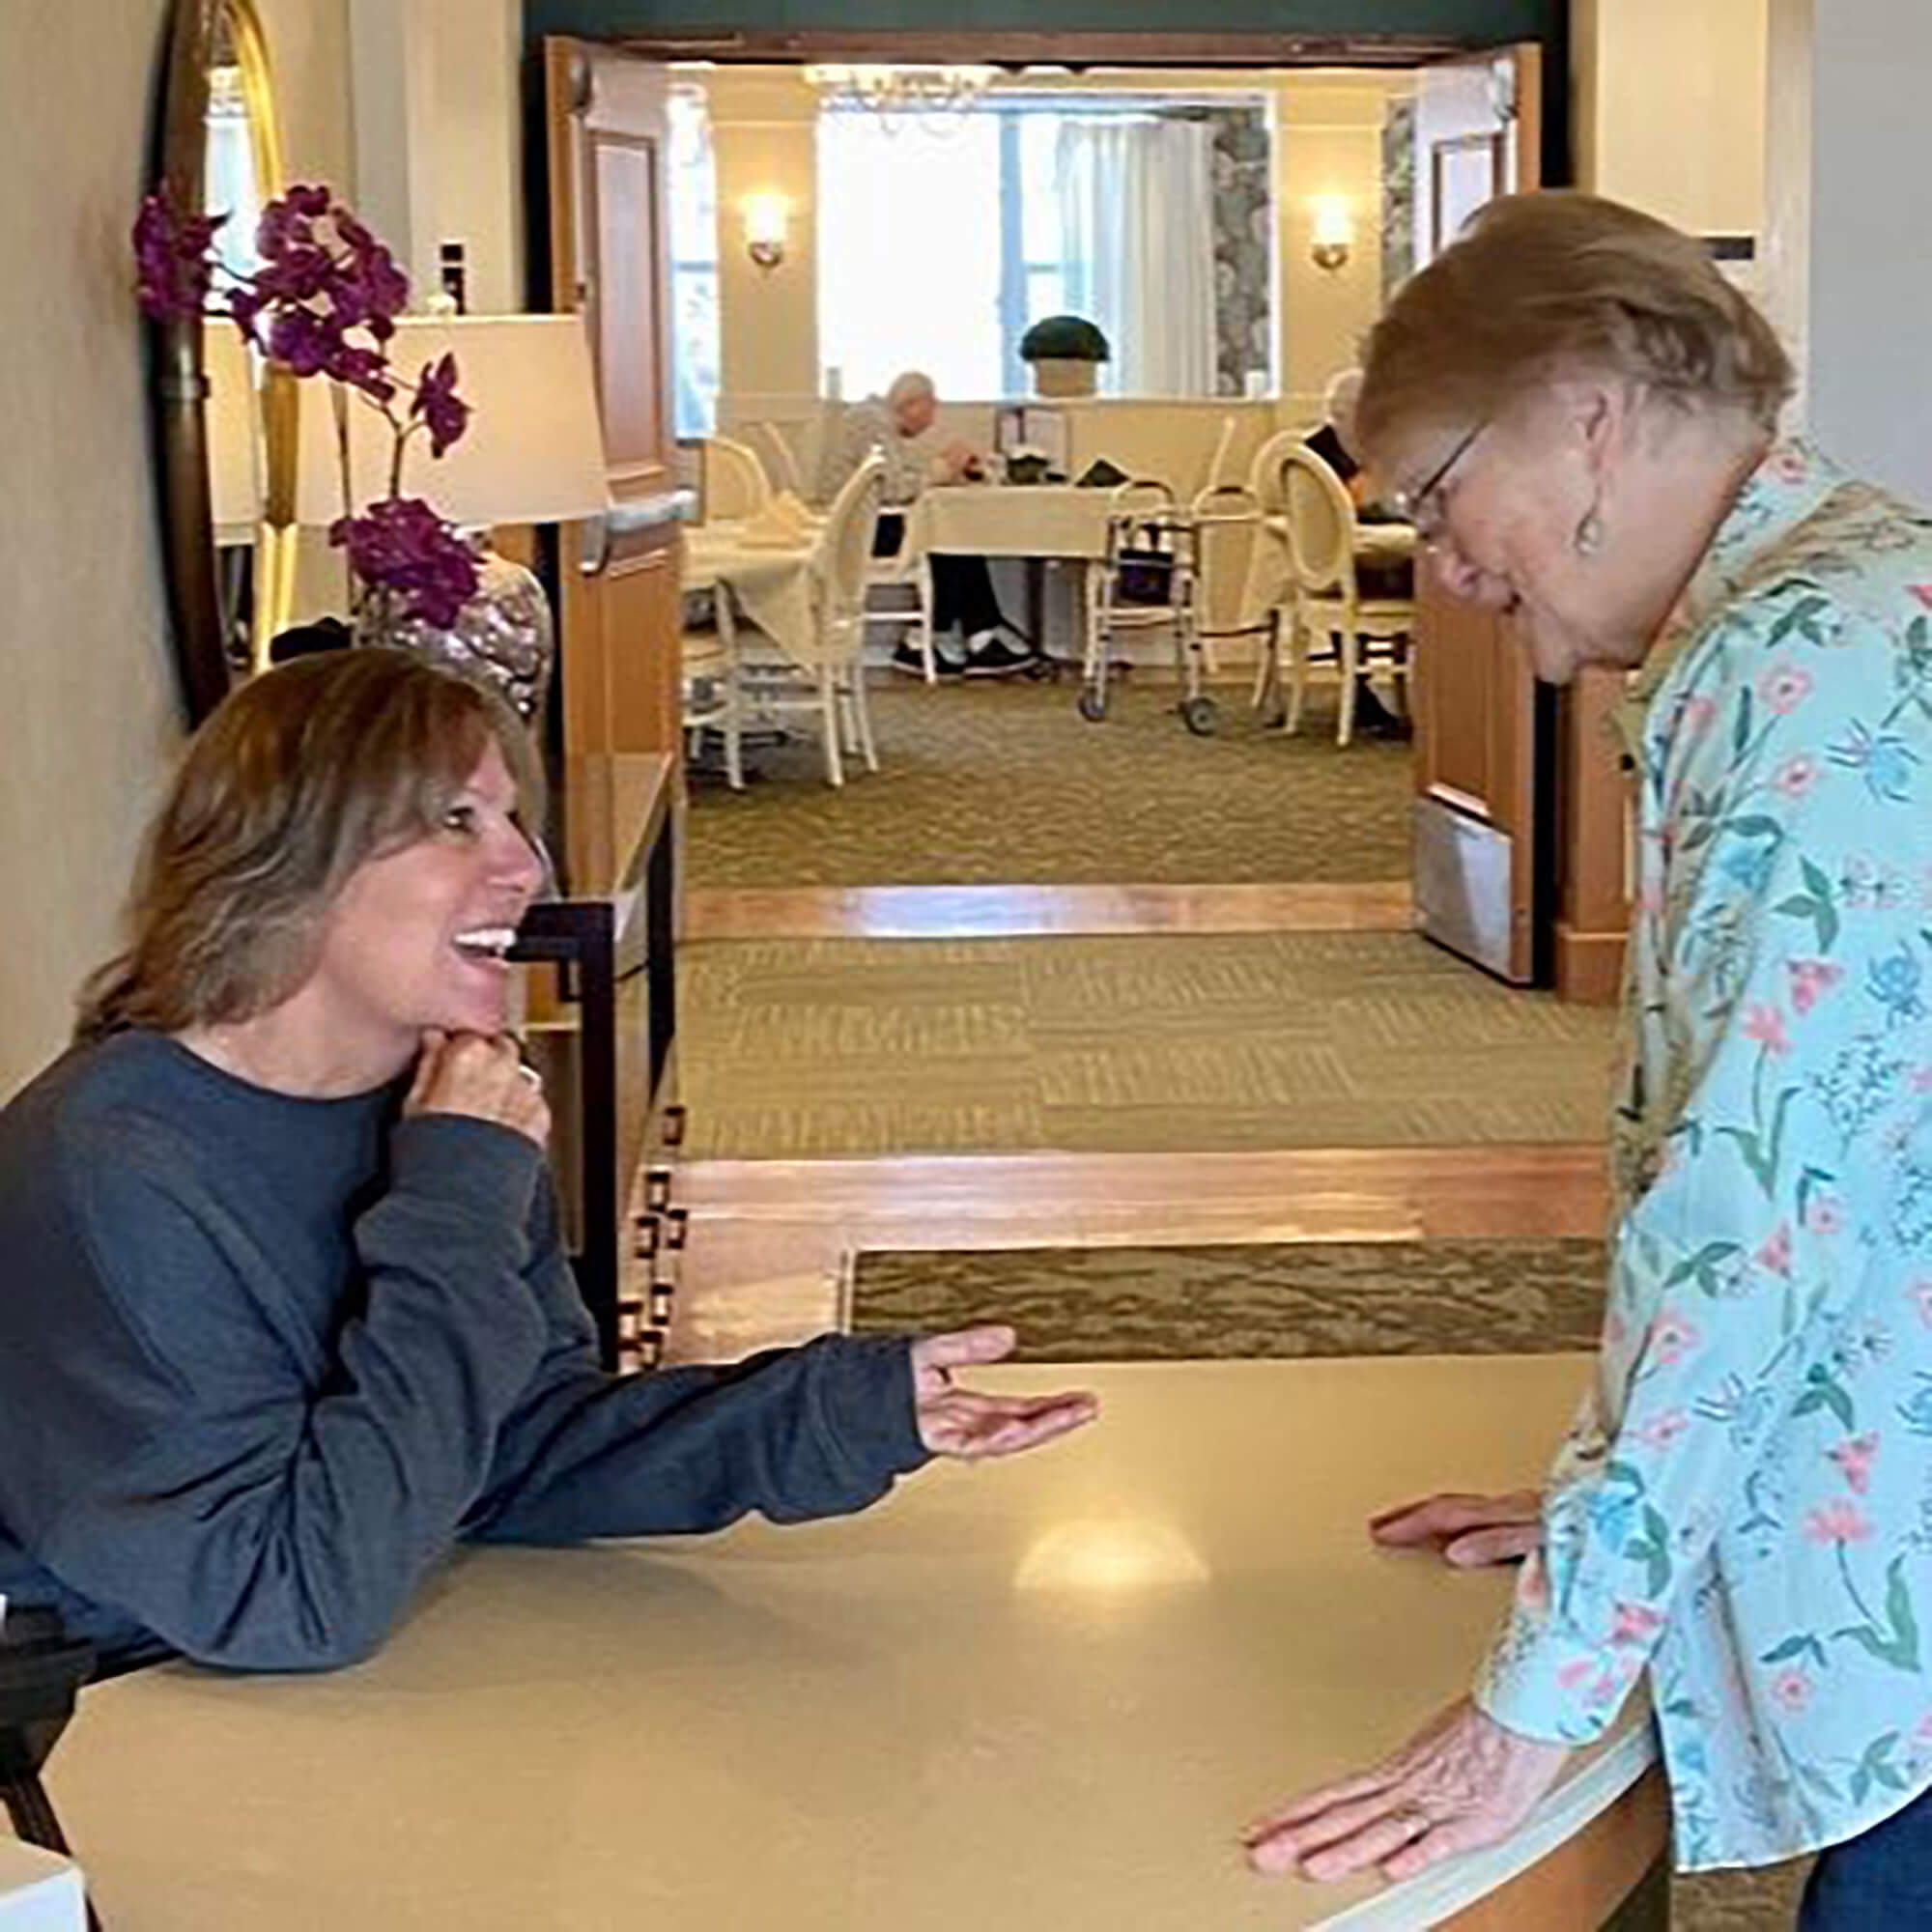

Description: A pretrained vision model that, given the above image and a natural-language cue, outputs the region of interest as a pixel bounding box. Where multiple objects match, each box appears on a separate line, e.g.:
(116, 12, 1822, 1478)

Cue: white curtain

(1056, 117, 1216, 398)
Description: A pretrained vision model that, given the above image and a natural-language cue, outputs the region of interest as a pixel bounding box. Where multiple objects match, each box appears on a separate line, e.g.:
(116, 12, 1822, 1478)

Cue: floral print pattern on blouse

(1477, 440, 1932, 1870)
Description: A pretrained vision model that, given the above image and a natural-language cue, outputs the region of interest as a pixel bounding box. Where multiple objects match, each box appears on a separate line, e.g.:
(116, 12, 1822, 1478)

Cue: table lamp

(292, 314, 610, 722)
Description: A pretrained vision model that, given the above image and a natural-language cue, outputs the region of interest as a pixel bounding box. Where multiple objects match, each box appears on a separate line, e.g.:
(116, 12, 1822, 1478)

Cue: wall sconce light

(1310, 197, 1353, 274)
(743, 192, 789, 271)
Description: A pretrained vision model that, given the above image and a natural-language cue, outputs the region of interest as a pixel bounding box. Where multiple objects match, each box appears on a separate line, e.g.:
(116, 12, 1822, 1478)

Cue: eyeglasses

(1392, 419, 1487, 544)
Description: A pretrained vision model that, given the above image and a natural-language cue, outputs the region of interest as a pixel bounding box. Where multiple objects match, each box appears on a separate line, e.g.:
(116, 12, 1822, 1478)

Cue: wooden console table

(512, 753, 678, 1369)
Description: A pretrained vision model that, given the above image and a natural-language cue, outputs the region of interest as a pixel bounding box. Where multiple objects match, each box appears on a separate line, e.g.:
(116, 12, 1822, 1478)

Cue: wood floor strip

(685, 880, 1414, 942)
(658, 1144, 1610, 1364)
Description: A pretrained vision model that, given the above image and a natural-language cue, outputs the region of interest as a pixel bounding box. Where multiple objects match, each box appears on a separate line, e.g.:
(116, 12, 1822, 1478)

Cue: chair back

(750, 420, 808, 498)
(703, 436, 772, 522)
(1278, 443, 1358, 603)
(1247, 428, 1305, 515)
(811, 452, 885, 662)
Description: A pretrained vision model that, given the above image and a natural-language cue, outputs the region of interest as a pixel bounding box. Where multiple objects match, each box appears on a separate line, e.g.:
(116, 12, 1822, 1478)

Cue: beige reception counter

(47, 1354, 1664, 1929)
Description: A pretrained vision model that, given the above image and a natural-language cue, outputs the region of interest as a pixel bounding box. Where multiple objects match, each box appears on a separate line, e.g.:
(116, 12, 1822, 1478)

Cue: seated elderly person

(0, 650, 1095, 1673)
(1302, 366, 1412, 739)
(819, 369, 1037, 679)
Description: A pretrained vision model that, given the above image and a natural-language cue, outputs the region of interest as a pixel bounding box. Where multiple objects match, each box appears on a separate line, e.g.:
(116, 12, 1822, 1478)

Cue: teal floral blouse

(1477, 441, 1932, 1870)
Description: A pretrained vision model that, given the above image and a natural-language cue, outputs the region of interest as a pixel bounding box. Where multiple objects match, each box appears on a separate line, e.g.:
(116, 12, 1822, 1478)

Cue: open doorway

(649, 43, 1537, 909)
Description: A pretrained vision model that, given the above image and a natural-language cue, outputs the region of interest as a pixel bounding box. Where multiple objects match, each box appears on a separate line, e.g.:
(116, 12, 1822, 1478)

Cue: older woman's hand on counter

(1369, 1489, 1544, 1568)
(1242, 1696, 1569, 1884)
(909, 1324, 1098, 1461)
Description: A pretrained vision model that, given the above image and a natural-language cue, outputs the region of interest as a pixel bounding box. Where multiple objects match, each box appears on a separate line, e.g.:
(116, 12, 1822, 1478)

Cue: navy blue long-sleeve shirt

(0, 1033, 929, 1672)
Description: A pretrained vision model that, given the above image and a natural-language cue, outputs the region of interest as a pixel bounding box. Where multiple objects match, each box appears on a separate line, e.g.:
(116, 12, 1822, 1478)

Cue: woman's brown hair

(1357, 192, 1794, 469)
(75, 649, 543, 1043)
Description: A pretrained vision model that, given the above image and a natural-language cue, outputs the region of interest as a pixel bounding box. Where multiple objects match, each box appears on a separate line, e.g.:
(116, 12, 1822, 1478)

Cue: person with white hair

(1302, 366, 1411, 739)
(819, 370, 1037, 678)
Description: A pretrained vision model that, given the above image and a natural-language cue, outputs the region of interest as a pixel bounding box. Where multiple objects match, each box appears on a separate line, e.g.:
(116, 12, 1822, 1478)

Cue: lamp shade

(204, 323, 262, 537)
(293, 314, 611, 528)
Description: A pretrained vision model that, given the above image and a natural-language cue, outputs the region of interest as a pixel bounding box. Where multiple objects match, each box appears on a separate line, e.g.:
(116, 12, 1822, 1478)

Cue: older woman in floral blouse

(1242, 192, 1932, 1927)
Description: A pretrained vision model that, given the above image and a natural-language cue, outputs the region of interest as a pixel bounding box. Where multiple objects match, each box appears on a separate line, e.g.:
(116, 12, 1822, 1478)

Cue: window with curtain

(816, 97, 1262, 403)
(668, 86, 721, 440)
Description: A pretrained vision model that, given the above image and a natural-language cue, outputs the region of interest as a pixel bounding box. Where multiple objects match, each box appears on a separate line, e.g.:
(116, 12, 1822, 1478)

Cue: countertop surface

(49, 1353, 1653, 1930)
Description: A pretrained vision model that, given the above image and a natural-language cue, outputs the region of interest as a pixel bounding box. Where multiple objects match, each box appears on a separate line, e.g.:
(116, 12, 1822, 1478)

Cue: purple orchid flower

(411, 354, 469, 458)
(132, 193, 228, 324)
(329, 497, 480, 630)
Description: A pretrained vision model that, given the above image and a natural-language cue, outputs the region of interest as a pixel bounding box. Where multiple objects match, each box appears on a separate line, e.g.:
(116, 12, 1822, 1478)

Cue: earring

(1575, 508, 1605, 558)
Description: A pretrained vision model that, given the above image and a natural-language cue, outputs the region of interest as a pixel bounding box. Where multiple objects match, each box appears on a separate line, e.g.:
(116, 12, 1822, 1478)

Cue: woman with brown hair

(1241, 194, 1932, 1927)
(0, 650, 1094, 1674)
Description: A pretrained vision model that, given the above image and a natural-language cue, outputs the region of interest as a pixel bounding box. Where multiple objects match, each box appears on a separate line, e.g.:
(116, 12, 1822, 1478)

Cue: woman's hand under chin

(405, 1029, 550, 1148)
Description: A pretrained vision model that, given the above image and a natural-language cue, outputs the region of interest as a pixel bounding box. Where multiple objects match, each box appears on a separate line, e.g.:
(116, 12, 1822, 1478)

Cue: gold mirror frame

(151, 0, 295, 723)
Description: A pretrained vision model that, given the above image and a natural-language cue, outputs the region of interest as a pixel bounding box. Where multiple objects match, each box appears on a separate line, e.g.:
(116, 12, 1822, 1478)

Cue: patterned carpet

(850, 1238, 1608, 1359)
(685, 676, 1415, 889)
(679, 927, 1618, 1159)
(850, 1237, 1811, 1927)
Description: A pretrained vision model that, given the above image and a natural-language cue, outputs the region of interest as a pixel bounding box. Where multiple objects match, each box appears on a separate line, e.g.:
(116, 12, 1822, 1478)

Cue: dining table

(682, 516, 820, 669)
(45, 1352, 1665, 1930)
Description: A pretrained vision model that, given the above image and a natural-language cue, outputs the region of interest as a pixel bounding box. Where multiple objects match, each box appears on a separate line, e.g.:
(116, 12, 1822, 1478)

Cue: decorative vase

(1030, 357, 1100, 399)
(356, 542, 554, 725)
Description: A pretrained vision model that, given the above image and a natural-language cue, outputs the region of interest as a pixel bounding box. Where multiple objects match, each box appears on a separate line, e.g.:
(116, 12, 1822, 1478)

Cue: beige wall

(0, 0, 185, 1096)
(708, 67, 821, 410)
(344, 0, 524, 314)
(256, 0, 355, 190)
(706, 67, 1400, 422)
(1768, 0, 1932, 503)
(1572, 0, 1768, 242)
(1273, 73, 1394, 412)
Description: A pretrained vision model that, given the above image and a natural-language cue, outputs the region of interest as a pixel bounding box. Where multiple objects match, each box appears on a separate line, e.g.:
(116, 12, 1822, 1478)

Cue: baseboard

(1554, 923, 1626, 1005)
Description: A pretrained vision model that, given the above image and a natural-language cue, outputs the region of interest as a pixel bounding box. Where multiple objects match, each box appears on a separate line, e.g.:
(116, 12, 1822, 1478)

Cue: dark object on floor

(1356, 686, 1414, 741)
(850, 1238, 1607, 1361)
(268, 616, 355, 663)
(0, 1607, 100, 1928)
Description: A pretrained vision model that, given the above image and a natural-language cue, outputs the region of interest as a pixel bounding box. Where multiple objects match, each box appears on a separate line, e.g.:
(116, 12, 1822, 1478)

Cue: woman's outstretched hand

(909, 1325, 1098, 1460)
(1369, 1490, 1544, 1568)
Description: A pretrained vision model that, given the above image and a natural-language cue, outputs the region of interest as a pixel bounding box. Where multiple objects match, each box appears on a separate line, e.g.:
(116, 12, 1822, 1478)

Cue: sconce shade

(742, 192, 789, 270)
(1309, 195, 1353, 271)
(293, 314, 610, 528)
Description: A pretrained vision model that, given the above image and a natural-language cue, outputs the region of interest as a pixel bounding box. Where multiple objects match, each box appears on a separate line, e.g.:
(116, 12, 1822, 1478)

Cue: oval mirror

(148, 0, 293, 724)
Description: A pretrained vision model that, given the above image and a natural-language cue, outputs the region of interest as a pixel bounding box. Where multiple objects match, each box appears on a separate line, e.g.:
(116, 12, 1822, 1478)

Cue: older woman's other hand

(1243, 1697, 1569, 1883)
(909, 1324, 1098, 1460)
(1370, 1490, 1544, 1568)
(406, 1029, 551, 1149)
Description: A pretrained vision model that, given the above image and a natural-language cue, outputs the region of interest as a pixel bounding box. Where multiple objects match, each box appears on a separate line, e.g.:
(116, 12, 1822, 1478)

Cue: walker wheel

(1077, 686, 1108, 723)
(1179, 696, 1219, 736)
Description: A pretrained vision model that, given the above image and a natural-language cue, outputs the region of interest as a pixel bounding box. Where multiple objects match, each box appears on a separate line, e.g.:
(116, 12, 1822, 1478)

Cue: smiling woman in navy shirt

(0, 649, 1094, 1673)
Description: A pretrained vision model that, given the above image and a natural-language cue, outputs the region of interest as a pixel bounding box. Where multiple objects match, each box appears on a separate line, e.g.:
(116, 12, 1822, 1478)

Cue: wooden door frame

(524, 31, 1572, 291)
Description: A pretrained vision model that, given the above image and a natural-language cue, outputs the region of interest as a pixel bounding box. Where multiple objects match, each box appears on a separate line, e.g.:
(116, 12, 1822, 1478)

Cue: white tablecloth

(905, 483, 1118, 562)
(683, 523, 824, 668)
